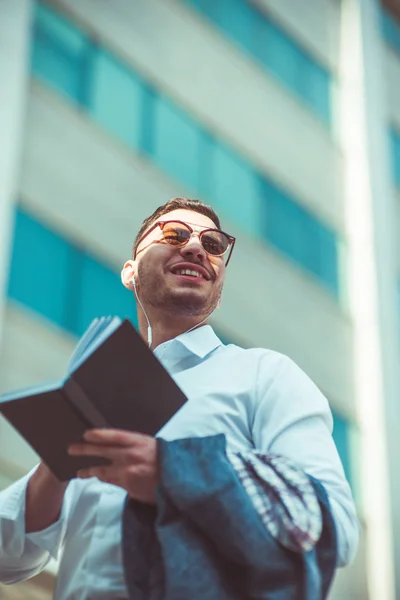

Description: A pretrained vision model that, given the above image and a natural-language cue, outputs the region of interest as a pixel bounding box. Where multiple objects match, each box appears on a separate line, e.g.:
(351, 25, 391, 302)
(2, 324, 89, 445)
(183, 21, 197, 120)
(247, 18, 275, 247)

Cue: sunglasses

(135, 220, 236, 266)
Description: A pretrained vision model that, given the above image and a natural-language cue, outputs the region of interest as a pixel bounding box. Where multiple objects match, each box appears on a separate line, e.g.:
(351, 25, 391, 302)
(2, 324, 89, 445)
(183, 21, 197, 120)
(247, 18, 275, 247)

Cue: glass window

(263, 180, 339, 293)
(260, 20, 331, 123)
(390, 128, 400, 187)
(32, 2, 89, 102)
(185, 0, 219, 21)
(141, 85, 157, 155)
(298, 57, 331, 123)
(7, 210, 73, 327)
(185, 0, 332, 125)
(263, 181, 304, 263)
(152, 96, 202, 191)
(75, 255, 137, 337)
(261, 20, 301, 92)
(7, 210, 138, 335)
(216, 0, 257, 53)
(89, 50, 144, 150)
(318, 225, 339, 297)
(295, 210, 322, 276)
(332, 411, 353, 489)
(212, 142, 263, 236)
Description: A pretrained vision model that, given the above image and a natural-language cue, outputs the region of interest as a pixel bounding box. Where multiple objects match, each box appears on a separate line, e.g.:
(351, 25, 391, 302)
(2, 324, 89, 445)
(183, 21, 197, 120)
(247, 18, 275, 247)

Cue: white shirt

(0, 326, 358, 599)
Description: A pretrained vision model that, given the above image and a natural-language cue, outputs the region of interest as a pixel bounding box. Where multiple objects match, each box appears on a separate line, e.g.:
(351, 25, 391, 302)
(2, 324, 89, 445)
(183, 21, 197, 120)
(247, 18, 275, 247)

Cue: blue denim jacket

(122, 435, 337, 600)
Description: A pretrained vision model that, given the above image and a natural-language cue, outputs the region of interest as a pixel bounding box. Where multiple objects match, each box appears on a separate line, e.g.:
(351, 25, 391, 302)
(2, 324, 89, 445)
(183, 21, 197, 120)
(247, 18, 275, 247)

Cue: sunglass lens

(201, 232, 229, 255)
(163, 222, 191, 246)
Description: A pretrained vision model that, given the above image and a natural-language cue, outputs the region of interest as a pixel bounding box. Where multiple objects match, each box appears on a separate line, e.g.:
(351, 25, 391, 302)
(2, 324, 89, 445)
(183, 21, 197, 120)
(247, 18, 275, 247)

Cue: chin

(169, 295, 212, 316)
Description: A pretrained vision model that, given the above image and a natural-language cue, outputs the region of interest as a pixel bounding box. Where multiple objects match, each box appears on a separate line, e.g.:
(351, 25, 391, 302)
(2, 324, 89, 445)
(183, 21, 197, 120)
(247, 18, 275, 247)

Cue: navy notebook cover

(0, 318, 187, 481)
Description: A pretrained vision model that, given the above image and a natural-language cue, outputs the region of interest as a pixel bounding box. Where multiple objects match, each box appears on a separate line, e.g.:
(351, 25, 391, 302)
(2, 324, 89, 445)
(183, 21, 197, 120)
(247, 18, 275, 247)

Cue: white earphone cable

(131, 278, 152, 347)
(132, 276, 217, 352)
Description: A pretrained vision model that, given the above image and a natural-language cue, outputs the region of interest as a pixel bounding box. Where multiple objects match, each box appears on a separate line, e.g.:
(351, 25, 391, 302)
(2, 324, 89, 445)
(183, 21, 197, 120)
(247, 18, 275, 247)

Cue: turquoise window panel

(8, 209, 73, 327)
(8, 208, 138, 337)
(215, 0, 258, 52)
(289, 208, 338, 296)
(34, 2, 87, 57)
(293, 209, 322, 277)
(32, 2, 89, 102)
(141, 86, 157, 155)
(332, 411, 353, 488)
(382, 9, 400, 54)
(390, 128, 400, 187)
(185, 0, 219, 21)
(297, 58, 331, 124)
(261, 20, 301, 92)
(185, 0, 332, 124)
(89, 50, 145, 150)
(259, 20, 331, 122)
(318, 226, 339, 297)
(152, 96, 203, 191)
(75, 255, 137, 337)
(264, 182, 303, 261)
(212, 142, 263, 236)
(263, 180, 339, 295)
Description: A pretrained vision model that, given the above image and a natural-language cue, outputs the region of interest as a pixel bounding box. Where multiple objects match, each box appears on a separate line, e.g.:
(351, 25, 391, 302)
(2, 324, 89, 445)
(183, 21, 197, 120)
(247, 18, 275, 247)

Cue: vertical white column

(363, 2, 400, 597)
(0, 0, 32, 348)
(339, 0, 400, 598)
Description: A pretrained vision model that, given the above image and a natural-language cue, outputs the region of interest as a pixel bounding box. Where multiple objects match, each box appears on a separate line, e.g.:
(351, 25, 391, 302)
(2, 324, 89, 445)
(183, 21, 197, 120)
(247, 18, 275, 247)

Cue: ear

(121, 260, 137, 290)
(216, 295, 222, 309)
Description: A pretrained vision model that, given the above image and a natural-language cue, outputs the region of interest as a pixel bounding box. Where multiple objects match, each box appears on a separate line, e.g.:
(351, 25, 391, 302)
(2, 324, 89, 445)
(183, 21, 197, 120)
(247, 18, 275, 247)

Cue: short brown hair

(132, 197, 221, 257)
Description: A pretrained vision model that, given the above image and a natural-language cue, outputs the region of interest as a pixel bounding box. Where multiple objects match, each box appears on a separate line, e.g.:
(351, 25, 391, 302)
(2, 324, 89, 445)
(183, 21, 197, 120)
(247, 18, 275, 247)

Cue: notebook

(0, 317, 188, 480)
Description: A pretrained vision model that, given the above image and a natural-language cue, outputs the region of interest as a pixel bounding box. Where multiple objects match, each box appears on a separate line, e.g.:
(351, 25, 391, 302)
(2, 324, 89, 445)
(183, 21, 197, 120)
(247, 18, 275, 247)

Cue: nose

(180, 232, 207, 262)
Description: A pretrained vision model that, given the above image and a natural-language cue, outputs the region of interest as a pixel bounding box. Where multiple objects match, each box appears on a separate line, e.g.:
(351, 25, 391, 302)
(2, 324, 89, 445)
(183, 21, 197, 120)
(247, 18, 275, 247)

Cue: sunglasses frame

(134, 220, 236, 266)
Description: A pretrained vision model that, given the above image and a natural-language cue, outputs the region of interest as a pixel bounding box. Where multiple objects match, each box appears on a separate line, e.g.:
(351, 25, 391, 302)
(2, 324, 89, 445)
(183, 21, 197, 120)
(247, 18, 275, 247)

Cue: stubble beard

(138, 262, 222, 318)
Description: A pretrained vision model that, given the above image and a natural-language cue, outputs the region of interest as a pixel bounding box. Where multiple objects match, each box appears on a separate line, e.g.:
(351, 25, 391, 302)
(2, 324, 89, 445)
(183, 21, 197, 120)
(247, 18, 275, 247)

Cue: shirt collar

(154, 325, 222, 360)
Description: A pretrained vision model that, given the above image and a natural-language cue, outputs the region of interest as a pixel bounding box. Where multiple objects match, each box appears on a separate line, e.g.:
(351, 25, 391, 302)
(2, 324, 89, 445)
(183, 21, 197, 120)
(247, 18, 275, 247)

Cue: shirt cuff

(26, 516, 67, 561)
(0, 466, 67, 561)
(0, 467, 37, 521)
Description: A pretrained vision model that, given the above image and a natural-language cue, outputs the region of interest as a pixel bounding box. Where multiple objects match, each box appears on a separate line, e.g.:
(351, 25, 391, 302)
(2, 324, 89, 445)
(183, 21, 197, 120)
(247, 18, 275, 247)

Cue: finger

(68, 443, 130, 463)
(83, 429, 146, 446)
(77, 464, 123, 485)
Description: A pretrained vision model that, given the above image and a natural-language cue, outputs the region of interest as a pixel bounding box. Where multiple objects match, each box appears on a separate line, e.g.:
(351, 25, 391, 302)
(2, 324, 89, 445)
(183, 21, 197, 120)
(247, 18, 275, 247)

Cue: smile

(170, 262, 211, 280)
(174, 268, 204, 279)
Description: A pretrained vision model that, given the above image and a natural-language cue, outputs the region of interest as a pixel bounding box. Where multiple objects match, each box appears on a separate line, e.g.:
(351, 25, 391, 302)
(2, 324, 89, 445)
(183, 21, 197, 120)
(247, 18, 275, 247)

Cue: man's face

(132, 209, 225, 318)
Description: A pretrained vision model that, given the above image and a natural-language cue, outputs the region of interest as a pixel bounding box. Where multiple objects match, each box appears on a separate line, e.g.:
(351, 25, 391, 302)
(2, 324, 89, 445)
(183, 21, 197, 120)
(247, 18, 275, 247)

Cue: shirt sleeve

(251, 353, 359, 568)
(0, 467, 72, 584)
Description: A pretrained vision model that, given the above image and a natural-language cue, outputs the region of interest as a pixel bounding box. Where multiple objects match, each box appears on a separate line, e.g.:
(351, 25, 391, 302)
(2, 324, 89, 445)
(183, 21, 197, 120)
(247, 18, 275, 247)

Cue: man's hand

(68, 429, 159, 504)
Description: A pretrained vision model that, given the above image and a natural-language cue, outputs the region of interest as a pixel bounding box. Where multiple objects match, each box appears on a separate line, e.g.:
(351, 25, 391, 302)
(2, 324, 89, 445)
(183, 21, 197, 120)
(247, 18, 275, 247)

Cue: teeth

(175, 269, 203, 278)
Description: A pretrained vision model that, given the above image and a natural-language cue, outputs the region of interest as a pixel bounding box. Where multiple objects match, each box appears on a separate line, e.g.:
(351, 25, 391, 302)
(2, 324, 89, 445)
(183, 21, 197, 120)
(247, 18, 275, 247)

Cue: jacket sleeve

(122, 435, 339, 600)
(156, 434, 338, 598)
(0, 468, 70, 584)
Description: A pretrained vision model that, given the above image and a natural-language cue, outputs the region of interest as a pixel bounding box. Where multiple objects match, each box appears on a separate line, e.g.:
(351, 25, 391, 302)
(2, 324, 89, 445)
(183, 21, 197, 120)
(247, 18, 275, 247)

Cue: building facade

(0, 0, 400, 598)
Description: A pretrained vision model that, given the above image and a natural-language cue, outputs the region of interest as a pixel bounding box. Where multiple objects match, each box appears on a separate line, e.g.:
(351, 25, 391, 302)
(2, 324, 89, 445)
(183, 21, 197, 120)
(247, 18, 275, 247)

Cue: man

(0, 197, 358, 599)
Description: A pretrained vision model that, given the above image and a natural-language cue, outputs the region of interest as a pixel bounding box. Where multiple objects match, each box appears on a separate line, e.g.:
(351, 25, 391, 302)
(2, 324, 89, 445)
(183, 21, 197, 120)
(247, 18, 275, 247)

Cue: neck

(138, 311, 208, 350)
